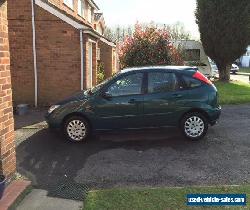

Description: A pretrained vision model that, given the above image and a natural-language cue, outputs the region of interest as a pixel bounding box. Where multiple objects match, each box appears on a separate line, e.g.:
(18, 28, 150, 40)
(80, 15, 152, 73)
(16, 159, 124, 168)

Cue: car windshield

(84, 72, 121, 95)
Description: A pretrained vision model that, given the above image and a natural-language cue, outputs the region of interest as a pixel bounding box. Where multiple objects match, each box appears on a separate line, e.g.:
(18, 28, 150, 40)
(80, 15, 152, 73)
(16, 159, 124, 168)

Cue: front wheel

(63, 116, 90, 143)
(180, 112, 208, 141)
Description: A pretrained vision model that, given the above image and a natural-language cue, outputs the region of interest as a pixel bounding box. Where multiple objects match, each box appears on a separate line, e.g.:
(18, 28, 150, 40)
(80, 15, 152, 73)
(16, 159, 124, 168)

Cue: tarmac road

(16, 104, 250, 192)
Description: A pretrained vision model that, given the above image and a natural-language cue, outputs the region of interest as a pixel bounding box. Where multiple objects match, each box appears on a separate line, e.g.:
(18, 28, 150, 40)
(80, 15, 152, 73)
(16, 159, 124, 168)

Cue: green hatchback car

(45, 66, 221, 142)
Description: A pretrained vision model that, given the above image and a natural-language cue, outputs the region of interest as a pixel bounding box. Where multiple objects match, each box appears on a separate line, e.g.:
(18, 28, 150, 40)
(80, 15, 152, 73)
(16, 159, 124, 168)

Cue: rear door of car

(143, 70, 184, 127)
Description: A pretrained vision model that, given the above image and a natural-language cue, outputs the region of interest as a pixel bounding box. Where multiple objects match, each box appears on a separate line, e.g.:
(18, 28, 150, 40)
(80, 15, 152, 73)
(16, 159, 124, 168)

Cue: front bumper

(45, 112, 62, 129)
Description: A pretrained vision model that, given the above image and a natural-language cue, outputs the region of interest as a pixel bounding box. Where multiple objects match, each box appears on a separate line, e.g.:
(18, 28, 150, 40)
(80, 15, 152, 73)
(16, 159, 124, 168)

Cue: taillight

(193, 71, 212, 85)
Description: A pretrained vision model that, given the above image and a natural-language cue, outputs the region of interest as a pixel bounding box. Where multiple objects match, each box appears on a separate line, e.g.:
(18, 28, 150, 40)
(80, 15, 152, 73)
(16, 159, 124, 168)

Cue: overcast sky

(95, 0, 200, 39)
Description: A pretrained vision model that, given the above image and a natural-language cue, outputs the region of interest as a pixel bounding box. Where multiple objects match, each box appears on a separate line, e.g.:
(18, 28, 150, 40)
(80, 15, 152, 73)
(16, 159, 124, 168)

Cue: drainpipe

(80, 29, 84, 90)
(31, 0, 38, 107)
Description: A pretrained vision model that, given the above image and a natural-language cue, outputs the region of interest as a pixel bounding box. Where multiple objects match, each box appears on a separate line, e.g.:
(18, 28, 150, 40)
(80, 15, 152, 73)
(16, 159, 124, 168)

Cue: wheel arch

(62, 112, 92, 131)
(179, 108, 210, 127)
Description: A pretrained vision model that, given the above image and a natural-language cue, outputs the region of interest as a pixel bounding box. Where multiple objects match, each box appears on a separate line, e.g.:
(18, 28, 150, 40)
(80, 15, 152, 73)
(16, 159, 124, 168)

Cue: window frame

(184, 49, 201, 61)
(78, 0, 84, 17)
(145, 71, 181, 94)
(87, 4, 93, 23)
(63, 0, 74, 10)
(179, 74, 203, 90)
(103, 72, 146, 98)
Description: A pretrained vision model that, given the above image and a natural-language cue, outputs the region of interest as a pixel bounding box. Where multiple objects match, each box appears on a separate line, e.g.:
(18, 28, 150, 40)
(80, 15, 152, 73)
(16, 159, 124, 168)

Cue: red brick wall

(98, 41, 113, 77)
(8, 0, 110, 106)
(8, 0, 35, 105)
(48, 0, 93, 28)
(8, 1, 86, 106)
(0, 0, 16, 178)
(35, 5, 82, 105)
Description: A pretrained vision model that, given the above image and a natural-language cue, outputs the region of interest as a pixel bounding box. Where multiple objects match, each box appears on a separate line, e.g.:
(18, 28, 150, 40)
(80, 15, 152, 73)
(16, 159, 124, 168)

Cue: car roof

(121, 66, 198, 73)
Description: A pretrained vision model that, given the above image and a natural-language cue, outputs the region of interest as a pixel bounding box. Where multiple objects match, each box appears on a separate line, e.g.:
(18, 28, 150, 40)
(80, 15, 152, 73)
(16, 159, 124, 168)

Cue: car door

(94, 72, 145, 130)
(143, 71, 183, 127)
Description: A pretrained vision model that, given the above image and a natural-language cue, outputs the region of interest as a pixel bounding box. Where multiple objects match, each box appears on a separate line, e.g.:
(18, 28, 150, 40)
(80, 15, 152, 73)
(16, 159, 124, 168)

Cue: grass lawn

(215, 81, 250, 105)
(239, 67, 250, 73)
(84, 185, 250, 210)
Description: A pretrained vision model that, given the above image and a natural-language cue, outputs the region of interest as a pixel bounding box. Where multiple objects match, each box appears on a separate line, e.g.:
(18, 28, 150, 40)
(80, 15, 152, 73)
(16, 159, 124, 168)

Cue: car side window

(107, 73, 143, 97)
(182, 75, 202, 88)
(148, 72, 179, 94)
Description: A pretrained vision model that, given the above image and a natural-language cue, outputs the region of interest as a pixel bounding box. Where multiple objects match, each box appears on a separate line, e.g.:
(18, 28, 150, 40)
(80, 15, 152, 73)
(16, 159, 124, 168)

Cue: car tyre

(63, 116, 90, 143)
(180, 112, 208, 141)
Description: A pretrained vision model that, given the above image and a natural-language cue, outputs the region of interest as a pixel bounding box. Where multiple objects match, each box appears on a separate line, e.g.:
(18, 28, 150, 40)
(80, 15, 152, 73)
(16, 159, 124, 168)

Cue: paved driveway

(16, 104, 250, 192)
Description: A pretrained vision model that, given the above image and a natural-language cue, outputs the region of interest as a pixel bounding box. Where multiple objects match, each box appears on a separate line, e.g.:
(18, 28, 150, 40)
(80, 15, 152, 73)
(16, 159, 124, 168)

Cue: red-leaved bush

(119, 23, 184, 68)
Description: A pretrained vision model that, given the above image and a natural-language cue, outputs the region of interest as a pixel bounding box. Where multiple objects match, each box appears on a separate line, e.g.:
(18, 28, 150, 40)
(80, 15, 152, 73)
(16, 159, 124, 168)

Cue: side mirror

(101, 92, 112, 99)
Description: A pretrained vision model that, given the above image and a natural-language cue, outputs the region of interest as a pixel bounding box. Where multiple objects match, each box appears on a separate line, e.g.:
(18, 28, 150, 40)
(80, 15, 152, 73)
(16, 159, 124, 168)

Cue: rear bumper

(208, 106, 221, 125)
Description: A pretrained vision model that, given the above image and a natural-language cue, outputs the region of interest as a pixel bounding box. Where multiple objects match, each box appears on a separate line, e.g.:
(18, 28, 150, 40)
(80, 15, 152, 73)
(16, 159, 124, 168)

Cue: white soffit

(100, 37, 116, 47)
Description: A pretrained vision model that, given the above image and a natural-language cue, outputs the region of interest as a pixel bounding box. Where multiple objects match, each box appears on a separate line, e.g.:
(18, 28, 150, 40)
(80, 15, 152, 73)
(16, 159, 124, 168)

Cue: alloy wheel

(66, 119, 87, 142)
(184, 116, 205, 138)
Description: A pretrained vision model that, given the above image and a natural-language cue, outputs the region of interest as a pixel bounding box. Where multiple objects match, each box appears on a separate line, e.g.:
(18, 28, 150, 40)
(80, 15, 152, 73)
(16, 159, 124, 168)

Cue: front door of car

(143, 71, 183, 127)
(94, 72, 145, 130)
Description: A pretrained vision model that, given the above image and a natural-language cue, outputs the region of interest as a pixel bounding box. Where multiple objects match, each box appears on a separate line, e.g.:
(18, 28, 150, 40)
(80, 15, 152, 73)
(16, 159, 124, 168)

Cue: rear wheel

(180, 112, 208, 141)
(63, 116, 90, 143)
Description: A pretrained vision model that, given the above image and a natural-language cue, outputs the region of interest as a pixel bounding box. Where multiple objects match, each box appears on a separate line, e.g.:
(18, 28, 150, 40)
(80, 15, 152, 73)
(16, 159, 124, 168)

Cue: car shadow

(16, 128, 205, 199)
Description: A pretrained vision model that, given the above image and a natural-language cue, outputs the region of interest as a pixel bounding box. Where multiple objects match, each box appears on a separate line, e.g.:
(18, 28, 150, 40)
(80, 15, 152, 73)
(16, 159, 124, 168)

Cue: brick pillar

(0, 0, 16, 178)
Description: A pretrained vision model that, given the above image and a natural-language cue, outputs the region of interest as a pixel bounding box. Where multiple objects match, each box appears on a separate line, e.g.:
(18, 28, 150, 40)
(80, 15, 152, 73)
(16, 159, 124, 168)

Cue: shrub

(119, 23, 184, 68)
(97, 62, 106, 84)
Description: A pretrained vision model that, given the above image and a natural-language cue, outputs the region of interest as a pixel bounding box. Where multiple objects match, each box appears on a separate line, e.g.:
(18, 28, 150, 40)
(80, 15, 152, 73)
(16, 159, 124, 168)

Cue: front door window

(94, 72, 144, 129)
(107, 73, 143, 97)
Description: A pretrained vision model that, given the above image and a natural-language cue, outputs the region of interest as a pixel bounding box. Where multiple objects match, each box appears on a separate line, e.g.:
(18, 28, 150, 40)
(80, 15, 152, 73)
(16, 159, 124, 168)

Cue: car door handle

(172, 94, 183, 98)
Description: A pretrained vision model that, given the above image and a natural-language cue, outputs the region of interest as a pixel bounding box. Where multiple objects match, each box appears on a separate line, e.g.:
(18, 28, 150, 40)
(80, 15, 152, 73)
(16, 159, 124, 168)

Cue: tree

(164, 22, 191, 40)
(104, 25, 134, 43)
(119, 23, 184, 68)
(104, 22, 191, 44)
(195, 0, 250, 82)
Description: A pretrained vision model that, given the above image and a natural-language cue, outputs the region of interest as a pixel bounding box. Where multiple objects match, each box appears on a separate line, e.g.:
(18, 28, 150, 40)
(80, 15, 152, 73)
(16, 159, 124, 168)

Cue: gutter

(31, 0, 38, 107)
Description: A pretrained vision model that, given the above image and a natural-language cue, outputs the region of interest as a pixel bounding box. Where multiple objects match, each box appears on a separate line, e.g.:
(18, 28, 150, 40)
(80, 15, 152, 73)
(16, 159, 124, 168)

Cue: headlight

(48, 105, 60, 114)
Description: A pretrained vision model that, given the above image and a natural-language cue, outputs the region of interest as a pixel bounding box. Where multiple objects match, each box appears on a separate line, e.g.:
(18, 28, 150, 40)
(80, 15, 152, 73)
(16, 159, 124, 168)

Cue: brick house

(8, 0, 117, 106)
(0, 0, 16, 178)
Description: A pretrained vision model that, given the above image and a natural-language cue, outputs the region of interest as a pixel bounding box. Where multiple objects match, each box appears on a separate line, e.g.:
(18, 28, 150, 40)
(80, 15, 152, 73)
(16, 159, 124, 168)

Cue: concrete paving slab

(16, 189, 83, 210)
(0, 180, 31, 210)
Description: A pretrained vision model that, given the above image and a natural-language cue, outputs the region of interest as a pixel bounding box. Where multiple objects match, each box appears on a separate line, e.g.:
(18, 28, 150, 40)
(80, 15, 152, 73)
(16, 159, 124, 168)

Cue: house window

(64, 0, 74, 9)
(87, 5, 92, 23)
(97, 25, 103, 35)
(78, 0, 84, 17)
(184, 49, 200, 61)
